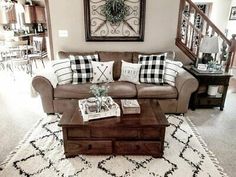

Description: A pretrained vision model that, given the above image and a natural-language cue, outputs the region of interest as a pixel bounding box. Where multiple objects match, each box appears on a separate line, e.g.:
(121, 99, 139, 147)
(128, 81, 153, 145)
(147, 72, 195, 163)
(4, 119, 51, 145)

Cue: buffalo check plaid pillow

(70, 54, 99, 84)
(138, 54, 166, 84)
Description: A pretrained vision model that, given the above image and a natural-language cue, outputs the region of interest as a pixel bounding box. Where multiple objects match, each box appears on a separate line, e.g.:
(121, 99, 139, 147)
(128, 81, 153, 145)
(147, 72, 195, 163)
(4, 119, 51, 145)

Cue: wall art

(229, 6, 236, 20)
(84, 0, 146, 41)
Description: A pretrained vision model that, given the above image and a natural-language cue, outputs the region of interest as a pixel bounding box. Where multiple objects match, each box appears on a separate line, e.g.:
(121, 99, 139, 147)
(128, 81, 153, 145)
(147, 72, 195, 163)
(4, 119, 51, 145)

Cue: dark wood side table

(184, 66, 232, 111)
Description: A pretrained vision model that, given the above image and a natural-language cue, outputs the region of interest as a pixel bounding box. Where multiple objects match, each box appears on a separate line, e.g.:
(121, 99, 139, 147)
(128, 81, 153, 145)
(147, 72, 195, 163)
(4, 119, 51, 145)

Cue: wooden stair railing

(176, 0, 236, 72)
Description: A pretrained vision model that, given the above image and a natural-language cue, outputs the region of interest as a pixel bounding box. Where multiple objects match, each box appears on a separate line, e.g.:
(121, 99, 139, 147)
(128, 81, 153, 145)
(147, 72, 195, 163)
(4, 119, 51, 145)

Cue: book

(121, 100, 141, 114)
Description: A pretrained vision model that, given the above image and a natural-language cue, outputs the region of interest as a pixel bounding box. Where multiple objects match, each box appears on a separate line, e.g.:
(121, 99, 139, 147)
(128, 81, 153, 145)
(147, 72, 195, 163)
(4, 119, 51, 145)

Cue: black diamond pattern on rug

(13, 153, 51, 176)
(0, 114, 227, 177)
(167, 115, 206, 176)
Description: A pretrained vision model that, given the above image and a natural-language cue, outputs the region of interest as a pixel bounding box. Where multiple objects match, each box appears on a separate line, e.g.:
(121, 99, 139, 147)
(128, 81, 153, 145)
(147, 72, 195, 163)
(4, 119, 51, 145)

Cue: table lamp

(199, 36, 219, 64)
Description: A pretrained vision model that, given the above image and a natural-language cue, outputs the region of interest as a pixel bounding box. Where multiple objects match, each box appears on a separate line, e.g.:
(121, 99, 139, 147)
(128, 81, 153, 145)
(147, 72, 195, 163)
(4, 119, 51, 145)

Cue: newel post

(225, 34, 236, 73)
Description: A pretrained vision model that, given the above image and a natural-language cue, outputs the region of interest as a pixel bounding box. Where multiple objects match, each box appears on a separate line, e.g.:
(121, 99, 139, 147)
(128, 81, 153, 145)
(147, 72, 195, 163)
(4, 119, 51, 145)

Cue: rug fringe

(184, 116, 229, 177)
(0, 117, 45, 171)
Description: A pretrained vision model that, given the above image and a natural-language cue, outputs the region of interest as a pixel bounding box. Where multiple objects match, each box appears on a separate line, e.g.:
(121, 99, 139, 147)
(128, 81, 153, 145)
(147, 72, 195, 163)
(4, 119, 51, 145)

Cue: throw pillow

(138, 54, 166, 84)
(164, 59, 183, 86)
(70, 54, 99, 84)
(91, 61, 114, 83)
(119, 60, 141, 84)
(51, 58, 72, 85)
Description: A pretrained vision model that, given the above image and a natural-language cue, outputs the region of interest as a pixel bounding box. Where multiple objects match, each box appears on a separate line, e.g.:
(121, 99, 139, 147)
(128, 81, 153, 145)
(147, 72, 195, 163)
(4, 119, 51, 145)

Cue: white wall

(227, 0, 236, 38)
(48, 0, 184, 59)
(193, 0, 232, 32)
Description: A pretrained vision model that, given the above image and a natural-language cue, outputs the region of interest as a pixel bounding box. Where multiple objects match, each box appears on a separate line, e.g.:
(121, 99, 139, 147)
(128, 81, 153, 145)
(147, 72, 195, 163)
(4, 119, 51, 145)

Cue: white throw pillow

(51, 58, 72, 85)
(91, 61, 114, 83)
(164, 59, 183, 86)
(119, 60, 141, 84)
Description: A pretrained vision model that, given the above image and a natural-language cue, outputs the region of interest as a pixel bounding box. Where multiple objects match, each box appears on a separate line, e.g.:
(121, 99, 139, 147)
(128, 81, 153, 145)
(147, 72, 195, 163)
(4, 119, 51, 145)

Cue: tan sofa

(32, 51, 198, 114)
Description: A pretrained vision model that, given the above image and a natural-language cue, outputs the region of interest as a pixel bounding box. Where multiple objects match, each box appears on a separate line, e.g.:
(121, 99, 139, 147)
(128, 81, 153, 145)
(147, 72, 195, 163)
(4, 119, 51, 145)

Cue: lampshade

(199, 36, 219, 53)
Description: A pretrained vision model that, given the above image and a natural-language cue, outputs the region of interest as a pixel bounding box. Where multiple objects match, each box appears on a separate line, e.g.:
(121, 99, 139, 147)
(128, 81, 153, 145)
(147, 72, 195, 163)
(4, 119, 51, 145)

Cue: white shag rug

(0, 115, 228, 177)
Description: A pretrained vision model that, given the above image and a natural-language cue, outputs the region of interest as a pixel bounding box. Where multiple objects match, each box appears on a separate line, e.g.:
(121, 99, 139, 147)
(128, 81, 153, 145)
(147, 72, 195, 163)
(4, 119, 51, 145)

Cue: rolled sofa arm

(175, 68, 199, 113)
(32, 76, 54, 113)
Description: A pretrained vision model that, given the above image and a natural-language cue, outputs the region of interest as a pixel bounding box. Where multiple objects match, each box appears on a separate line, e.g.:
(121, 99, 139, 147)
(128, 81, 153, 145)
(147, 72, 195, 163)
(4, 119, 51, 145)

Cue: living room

(0, 0, 236, 177)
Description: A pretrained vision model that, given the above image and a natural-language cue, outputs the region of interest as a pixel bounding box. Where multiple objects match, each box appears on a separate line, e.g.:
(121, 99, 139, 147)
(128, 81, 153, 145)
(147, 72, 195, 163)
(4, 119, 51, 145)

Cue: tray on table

(78, 97, 121, 122)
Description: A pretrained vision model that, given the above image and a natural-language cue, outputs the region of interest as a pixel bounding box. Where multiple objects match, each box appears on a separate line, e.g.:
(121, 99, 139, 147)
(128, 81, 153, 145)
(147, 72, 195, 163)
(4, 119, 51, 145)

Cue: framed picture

(84, 0, 146, 41)
(229, 6, 236, 20)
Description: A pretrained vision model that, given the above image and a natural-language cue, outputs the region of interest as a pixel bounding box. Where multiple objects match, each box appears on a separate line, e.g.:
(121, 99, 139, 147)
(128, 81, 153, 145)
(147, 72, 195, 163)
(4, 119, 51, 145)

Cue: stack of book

(121, 100, 141, 114)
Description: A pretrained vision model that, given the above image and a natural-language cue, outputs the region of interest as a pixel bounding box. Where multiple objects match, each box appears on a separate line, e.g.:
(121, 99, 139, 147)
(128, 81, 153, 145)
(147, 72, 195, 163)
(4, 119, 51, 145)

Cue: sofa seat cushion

(136, 84, 178, 99)
(54, 83, 94, 99)
(106, 81, 137, 98)
(54, 81, 137, 99)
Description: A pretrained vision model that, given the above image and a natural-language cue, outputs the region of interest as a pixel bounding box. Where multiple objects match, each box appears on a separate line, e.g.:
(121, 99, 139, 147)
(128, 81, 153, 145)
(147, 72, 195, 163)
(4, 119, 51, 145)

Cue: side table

(184, 65, 232, 111)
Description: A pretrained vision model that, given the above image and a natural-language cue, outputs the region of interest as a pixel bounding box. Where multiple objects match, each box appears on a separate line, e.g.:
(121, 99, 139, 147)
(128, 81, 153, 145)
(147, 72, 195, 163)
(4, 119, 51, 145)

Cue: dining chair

(28, 37, 47, 68)
(4, 40, 32, 77)
(0, 42, 5, 70)
(0, 55, 5, 70)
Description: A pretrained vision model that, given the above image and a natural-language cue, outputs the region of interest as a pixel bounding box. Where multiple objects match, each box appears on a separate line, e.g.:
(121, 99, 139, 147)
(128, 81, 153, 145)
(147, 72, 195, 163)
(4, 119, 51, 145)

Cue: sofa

(32, 51, 198, 114)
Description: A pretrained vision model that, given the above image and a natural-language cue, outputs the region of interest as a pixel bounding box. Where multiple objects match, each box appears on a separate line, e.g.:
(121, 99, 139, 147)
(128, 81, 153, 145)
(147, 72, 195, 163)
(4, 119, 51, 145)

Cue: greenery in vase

(208, 60, 222, 71)
(90, 84, 109, 97)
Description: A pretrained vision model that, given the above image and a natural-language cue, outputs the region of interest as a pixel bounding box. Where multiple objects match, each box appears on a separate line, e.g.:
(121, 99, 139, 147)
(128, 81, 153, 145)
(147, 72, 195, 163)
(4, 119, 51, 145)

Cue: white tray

(78, 97, 120, 122)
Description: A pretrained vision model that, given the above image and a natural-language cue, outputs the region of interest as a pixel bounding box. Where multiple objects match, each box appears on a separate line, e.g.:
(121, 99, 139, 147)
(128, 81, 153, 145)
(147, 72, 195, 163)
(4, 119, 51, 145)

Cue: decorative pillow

(138, 54, 166, 84)
(119, 60, 141, 84)
(164, 59, 183, 86)
(51, 58, 72, 85)
(70, 54, 99, 84)
(91, 61, 114, 83)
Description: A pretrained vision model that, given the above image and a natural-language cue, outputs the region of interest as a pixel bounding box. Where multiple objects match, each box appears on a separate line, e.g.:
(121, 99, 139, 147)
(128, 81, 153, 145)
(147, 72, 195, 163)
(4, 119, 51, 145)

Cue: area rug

(0, 115, 228, 177)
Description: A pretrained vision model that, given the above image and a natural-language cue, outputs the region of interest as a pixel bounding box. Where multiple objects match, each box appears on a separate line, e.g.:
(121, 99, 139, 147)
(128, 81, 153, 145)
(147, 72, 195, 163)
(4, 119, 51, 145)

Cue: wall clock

(84, 0, 146, 41)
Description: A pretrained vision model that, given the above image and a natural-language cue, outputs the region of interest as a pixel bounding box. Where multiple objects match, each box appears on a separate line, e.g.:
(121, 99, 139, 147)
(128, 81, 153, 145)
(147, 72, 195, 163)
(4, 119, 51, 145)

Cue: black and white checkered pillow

(70, 54, 99, 84)
(138, 54, 166, 84)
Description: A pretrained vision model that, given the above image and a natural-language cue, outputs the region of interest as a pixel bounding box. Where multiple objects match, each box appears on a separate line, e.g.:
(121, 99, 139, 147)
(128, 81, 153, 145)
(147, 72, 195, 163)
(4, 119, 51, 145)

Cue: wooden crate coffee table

(58, 99, 169, 158)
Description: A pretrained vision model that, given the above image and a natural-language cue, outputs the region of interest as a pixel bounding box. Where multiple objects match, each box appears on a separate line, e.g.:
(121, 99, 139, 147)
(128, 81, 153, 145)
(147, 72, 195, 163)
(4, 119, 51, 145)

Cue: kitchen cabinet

(0, 5, 16, 24)
(24, 5, 36, 24)
(35, 6, 46, 24)
(24, 5, 46, 24)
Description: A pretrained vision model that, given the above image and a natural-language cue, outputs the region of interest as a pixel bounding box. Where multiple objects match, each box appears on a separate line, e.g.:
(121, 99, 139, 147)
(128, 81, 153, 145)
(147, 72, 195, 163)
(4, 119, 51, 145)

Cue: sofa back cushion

(133, 51, 175, 63)
(58, 51, 97, 59)
(98, 51, 133, 80)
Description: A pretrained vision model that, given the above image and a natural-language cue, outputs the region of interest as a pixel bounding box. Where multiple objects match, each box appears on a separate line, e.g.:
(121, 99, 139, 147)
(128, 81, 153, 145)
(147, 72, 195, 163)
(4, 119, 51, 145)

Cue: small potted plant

(90, 84, 109, 97)
(90, 84, 109, 112)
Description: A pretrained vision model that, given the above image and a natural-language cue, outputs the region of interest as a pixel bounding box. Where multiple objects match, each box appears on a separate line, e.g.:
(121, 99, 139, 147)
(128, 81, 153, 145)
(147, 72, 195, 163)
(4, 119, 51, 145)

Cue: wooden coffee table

(58, 99, 169, 158)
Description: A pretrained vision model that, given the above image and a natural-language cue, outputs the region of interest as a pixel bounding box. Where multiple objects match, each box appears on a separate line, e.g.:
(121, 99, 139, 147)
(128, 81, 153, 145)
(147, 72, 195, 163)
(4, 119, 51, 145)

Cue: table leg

(220, 85, 229, 111)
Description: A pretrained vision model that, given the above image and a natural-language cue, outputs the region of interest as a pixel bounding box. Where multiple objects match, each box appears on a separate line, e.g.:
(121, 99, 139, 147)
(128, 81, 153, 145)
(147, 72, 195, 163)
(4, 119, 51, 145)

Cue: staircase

(176, 0, 235, 72)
